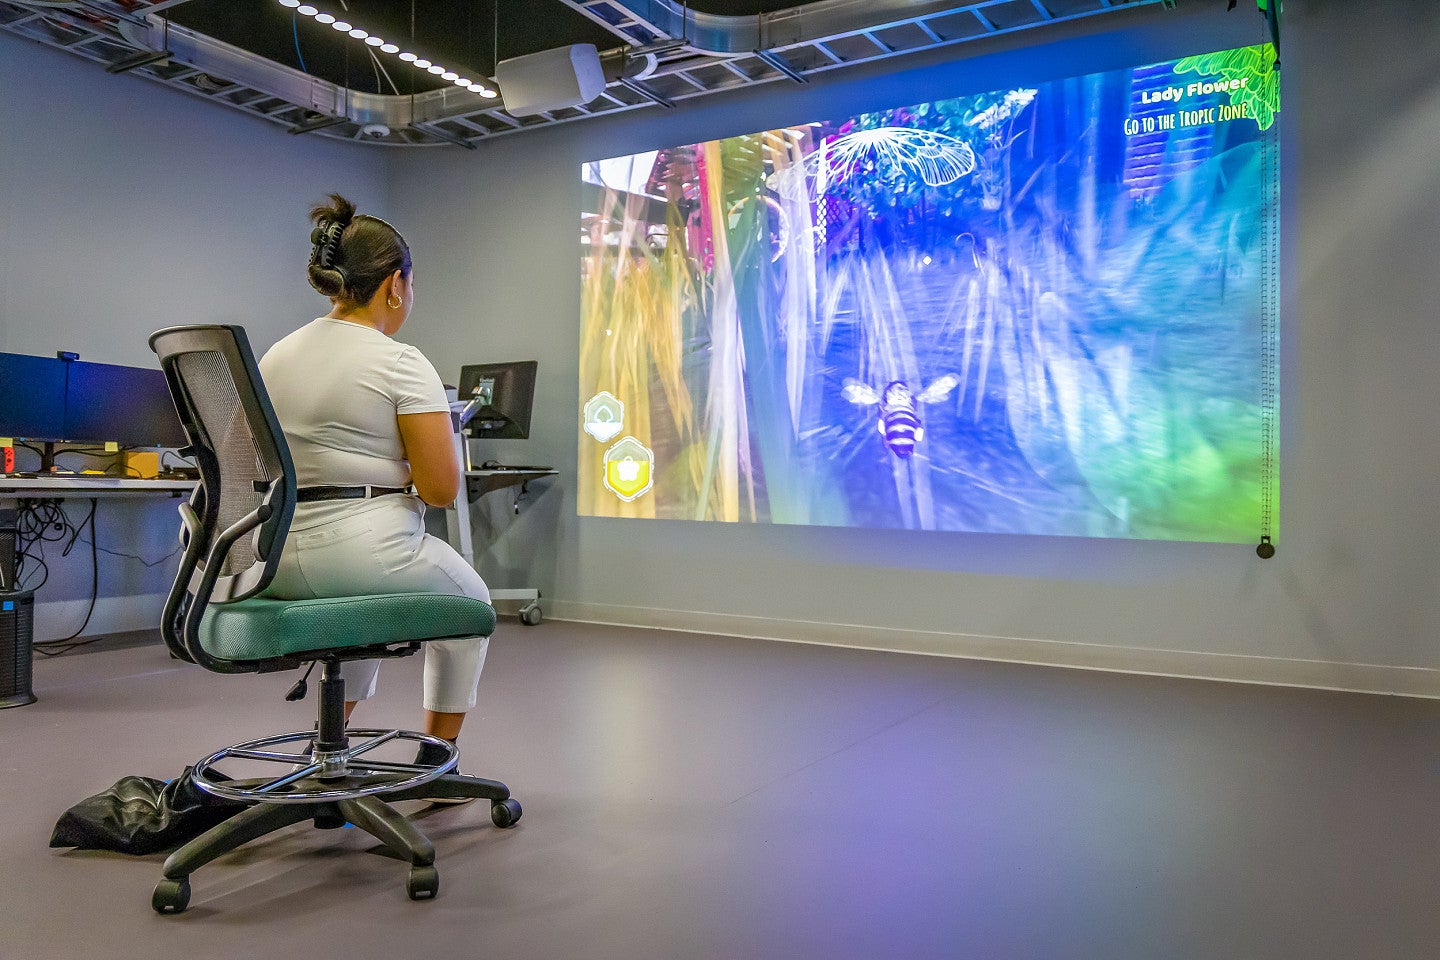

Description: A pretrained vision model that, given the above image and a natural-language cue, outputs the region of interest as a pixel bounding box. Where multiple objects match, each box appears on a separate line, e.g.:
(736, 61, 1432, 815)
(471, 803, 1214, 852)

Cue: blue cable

(292, 15, 307, 73)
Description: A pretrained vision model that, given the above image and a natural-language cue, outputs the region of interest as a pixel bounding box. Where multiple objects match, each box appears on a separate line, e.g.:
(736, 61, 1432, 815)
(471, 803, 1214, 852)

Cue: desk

(7, 469, 558, 622)
(445, 466, 558, 626)
(0, 476, 195, 498)
(1, 475, 196, 595)
(465, 468, 560, 501)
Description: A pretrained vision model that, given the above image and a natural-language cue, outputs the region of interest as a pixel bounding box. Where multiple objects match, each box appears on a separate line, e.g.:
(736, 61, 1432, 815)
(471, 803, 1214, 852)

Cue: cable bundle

(16, 499, 181, 657)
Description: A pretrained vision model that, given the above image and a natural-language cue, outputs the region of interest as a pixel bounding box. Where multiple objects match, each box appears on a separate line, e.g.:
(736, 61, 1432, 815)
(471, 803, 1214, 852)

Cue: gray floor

(2, 620, 1436, 960)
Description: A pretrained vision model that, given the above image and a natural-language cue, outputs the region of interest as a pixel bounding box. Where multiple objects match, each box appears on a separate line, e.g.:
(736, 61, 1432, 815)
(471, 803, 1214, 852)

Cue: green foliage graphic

(1173, 44, 1280, 131)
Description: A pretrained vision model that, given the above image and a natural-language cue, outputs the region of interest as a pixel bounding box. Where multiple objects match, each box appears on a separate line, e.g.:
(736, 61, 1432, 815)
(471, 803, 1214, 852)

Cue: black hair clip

(309, 220, 345, 269)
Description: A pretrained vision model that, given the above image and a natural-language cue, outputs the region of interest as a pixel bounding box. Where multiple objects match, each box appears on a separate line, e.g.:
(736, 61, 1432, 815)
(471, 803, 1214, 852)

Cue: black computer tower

(1, 590, 37, 708)
(0, 507, 16, 591)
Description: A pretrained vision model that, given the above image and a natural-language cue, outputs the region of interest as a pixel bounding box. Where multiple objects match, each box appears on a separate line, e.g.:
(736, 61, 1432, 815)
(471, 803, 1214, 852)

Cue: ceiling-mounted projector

(496, 43, 605, 117)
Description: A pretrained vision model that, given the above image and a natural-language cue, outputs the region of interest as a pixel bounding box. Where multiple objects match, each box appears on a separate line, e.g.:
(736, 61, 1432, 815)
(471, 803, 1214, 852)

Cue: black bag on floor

(50, 767, 248, 855)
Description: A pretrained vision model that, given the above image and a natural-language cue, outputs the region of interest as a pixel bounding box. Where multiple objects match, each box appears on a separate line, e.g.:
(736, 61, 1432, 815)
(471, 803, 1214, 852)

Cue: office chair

(146, 324, 520, 915)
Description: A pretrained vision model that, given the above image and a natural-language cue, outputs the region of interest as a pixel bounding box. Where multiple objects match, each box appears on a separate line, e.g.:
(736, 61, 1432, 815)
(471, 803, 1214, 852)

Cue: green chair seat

(199, 593, 497, 662)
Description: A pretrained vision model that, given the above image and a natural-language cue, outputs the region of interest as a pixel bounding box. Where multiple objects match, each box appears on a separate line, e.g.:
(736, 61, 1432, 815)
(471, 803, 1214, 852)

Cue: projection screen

(579, 44, 1280, 542)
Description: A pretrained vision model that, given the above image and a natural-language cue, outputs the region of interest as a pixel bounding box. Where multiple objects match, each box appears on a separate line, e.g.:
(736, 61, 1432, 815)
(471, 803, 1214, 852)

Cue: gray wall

(387, 0, 1440, 682)
(4, 2, 1437, 683)
(0, 34, 391, 636)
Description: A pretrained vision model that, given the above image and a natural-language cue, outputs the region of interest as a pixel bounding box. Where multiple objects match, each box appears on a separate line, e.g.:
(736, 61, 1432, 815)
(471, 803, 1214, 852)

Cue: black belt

(296, 485, 410, 502)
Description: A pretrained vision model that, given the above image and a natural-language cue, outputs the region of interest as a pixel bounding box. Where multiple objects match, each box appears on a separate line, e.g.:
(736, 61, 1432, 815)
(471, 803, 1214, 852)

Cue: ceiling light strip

(280, 0, 497, 97)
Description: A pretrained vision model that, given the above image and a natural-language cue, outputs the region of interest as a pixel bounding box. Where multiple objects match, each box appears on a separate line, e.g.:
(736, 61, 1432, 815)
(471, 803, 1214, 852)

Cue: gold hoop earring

(387, 294, 403, 309)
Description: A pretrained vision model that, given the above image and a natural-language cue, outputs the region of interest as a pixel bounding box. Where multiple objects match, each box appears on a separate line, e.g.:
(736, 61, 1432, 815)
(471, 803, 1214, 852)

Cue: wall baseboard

(545, 600, 1440, 699)
(33, 593, 166, 643)
(32, 594, 1436, 699)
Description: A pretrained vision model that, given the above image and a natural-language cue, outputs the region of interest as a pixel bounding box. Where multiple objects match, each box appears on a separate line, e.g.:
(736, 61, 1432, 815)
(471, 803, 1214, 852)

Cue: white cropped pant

(263, 495, 491, 713)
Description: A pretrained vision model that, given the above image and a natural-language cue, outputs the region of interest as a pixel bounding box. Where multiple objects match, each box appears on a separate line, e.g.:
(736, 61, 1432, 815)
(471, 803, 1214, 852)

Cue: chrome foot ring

(191, 729, 458, 803)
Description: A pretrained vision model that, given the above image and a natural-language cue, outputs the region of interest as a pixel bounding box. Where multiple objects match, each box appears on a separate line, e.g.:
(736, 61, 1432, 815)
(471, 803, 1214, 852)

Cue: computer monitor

(0, 352, 66, 441)
(456, 361, 538, 439)
(64, 360, 187, 448)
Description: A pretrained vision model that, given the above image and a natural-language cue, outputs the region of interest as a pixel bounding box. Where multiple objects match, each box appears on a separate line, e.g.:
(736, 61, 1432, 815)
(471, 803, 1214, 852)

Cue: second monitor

(65, 360, 188, 448)
(457, 361, 538, 440)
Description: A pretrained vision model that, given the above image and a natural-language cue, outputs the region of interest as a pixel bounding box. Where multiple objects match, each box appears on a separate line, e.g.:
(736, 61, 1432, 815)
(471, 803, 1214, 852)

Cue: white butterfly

(769, 127, 977, 202)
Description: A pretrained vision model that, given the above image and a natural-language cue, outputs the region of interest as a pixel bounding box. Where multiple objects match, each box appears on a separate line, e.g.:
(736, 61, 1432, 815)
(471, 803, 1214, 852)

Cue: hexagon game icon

(602, 436, 653, 502)
(583, 391, 624, 442)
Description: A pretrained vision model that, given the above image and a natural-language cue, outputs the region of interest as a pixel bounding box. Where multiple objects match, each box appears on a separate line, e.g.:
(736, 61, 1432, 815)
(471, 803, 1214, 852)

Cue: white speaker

(496, 44, 606, 117)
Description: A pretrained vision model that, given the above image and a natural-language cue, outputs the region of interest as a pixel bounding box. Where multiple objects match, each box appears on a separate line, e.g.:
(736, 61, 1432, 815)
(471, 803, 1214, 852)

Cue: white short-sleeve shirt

(259, 317, 449, 526)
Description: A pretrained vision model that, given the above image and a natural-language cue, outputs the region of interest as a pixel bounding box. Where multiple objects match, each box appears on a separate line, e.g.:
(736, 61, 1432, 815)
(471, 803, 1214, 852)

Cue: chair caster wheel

(491, 797, 522, 828)
(519, 605, 542, 626)
(152, 877, 191, 914)
(407, 865, 440, 901)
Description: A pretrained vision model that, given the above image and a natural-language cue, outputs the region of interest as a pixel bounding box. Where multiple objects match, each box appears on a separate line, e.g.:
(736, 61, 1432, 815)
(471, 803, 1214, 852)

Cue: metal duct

(2, 0, 1169, 147)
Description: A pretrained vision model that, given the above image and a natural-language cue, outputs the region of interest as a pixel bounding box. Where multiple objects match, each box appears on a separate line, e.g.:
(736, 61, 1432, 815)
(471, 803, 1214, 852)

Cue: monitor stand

(445, 432, 545, 626)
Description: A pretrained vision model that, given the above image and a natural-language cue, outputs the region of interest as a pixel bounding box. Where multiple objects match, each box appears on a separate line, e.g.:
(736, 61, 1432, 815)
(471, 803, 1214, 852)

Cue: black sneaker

(415, 741, 475, 805)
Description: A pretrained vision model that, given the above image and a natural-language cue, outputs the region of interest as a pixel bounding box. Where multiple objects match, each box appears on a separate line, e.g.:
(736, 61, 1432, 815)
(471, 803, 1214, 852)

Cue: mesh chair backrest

(150, 326, 296, 630)
(172, 349, 269, 578)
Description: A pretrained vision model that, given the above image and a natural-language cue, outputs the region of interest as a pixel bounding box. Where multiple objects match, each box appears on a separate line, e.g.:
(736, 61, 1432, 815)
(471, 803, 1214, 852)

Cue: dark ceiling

(3, 0, 1170, 146)
(165, 1, 816, 94)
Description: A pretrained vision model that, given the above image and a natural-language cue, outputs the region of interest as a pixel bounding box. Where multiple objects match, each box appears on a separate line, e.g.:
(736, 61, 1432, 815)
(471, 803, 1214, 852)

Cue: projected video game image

(579, 45, 1280, 541)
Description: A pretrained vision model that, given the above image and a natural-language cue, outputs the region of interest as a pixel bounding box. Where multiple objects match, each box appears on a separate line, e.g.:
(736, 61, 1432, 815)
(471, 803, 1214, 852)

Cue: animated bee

(842, 375, 959, 458)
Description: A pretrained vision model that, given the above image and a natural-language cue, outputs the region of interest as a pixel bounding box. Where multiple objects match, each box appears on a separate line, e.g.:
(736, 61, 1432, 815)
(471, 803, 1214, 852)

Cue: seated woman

(259, 193, 488, 777)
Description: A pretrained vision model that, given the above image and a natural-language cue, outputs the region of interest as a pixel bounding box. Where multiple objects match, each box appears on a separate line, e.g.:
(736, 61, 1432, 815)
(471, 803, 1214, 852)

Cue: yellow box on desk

(124, 451, 161, 479)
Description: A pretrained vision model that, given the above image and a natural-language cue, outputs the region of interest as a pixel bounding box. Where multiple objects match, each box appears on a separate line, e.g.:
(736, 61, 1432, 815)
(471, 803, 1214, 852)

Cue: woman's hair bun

(307, 262, 346, 298)
(305, 192, 410, 306)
